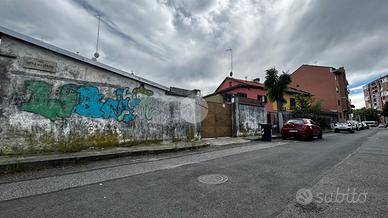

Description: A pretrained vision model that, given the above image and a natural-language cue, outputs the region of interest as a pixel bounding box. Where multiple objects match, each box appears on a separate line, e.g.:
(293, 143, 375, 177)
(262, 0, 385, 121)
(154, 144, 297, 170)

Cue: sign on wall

(21, 57, 57, 73)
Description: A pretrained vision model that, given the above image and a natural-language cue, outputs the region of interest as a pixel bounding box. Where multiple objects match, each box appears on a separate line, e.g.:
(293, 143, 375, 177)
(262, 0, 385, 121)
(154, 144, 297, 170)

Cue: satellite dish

(94, 52, 100, 59)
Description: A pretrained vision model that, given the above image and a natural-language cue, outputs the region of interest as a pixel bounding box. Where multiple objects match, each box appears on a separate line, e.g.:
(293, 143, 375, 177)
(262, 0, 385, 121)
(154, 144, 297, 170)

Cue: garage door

(201, 102, 232, 138)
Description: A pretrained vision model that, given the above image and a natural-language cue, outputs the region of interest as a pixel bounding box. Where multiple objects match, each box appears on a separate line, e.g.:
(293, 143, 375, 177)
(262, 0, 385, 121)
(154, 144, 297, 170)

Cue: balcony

(341, 98, 351, 112)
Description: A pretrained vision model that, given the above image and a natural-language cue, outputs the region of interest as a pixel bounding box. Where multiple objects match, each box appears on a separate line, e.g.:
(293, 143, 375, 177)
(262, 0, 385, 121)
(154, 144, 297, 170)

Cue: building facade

(211, 77, 310, 112)
(290, 65, 351, 122)
(0, 26, 201, 154)
(363, 75, 388, 111)
(204, 77, 310, 130)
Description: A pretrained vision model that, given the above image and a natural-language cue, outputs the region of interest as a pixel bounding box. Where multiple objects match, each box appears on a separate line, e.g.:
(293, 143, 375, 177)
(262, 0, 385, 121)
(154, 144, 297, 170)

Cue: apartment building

(290, 64, 352, 122)
(363, 75, 388, 110)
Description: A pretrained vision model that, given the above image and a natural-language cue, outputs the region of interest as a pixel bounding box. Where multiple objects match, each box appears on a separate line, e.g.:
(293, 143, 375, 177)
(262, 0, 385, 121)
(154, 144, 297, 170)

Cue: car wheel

(282, 135, 287, 140)
(350, 130, 354, 133)
(318, 132, 323, 139)
(334, 129, 339, 133)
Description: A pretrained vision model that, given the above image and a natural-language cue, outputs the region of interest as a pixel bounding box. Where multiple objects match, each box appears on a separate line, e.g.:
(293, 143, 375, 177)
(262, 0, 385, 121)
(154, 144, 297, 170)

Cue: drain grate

(197, 174, 228, 185)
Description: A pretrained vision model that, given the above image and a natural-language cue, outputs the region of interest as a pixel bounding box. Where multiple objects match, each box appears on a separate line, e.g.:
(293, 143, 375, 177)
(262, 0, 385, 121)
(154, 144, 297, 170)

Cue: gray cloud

(1, 0, 388, 107)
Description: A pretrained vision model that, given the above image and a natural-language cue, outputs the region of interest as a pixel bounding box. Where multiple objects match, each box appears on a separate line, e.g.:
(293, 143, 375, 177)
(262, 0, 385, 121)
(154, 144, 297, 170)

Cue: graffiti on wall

(21, 81, 79, 121)
(135, 97, 160, 120)
(21, 80, 158, 123)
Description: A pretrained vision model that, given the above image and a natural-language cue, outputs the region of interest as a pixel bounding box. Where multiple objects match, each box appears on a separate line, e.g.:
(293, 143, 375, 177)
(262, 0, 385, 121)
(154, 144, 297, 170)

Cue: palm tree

(264, 67, 292, 131)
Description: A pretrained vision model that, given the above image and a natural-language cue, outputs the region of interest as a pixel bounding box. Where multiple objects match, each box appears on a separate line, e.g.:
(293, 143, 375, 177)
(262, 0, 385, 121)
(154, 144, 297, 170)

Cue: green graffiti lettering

(21, 80, 79, 121)
(133, 85, 153, 96)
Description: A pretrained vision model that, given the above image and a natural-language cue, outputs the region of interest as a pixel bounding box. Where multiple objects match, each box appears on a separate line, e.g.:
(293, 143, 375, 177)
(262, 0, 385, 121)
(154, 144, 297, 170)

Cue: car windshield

(287, 119, 304, 124)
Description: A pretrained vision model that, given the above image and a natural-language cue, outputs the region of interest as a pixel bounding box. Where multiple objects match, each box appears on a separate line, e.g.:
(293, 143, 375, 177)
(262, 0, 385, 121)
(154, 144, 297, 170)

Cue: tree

(292, 95, 332, 129)
(292, 95, 322, 117)
(264, 67, 292, 130)
(353, 107, 380, 122)
(381, 102, 388, 122)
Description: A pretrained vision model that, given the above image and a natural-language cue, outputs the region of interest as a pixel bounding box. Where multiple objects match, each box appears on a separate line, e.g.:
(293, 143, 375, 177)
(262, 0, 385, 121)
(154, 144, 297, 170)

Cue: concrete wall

(233, 98, 266, 137)
(0, 35, 199, 154)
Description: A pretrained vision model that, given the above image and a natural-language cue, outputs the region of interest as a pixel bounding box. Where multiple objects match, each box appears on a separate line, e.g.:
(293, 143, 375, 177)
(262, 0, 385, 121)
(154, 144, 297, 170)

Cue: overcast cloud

(1, 0, 388, 108)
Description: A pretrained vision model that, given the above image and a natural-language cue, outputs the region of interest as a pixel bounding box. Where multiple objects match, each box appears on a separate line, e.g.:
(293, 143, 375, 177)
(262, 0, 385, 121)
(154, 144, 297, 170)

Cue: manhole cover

(197, 174, 228, 185)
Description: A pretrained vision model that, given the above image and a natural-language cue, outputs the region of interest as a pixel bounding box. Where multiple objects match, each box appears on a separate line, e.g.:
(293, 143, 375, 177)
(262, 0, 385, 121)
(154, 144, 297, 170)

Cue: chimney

(253, 78, 260, 83)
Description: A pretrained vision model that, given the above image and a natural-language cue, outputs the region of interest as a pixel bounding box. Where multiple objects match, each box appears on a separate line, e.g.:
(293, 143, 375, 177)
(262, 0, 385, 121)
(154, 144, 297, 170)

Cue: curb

(0, 143, 210, 173)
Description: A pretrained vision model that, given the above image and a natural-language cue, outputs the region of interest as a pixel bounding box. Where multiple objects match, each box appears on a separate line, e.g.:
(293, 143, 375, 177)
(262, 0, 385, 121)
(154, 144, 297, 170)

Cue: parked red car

(281, 118, 322, 140)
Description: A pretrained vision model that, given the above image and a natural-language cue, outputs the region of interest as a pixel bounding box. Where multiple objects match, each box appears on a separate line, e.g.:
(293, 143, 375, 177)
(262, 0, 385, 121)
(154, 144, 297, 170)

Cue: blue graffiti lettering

(74, 86, 104, 118)
(74, 86, 142, 123)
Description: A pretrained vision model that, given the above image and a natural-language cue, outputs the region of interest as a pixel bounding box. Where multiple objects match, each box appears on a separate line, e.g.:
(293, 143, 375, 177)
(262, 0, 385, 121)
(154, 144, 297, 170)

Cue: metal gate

(201, 102, 232, 138)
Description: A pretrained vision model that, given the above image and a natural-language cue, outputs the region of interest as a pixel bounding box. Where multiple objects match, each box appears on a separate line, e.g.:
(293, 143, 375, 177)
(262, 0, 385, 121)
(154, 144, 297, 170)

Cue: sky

(1, 0, 388, 108)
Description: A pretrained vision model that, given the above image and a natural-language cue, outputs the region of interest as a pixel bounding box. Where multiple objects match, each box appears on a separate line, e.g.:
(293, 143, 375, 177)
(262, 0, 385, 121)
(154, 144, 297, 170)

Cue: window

(286, 119, 304, 124)
(338, 100, 341, 106)
(257, 95, 268, 103)
(236, 93, 247, 98)
(336, 87, 339, 93)
(263, 96, 267, 103)
(290, 98, 296, 108)
(229, 81, 232, 87)
(339, 112, 342, 119)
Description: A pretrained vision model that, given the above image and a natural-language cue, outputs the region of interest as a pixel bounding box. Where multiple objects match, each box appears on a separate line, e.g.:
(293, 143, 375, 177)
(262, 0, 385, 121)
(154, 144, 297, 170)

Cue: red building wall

(216, 78, 274, 112)
(290, 65, 350, 121)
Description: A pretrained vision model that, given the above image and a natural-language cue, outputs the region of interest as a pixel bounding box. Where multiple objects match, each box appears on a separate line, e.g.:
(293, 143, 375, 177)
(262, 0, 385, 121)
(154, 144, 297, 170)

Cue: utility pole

(225, 48, 233, 77)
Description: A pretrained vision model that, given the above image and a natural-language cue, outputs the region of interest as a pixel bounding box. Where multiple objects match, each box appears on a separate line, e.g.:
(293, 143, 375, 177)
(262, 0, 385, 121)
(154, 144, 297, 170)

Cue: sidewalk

(0, 136, 263, 173)
(277, 129, 388, 217)
(0, 141, 209, 173)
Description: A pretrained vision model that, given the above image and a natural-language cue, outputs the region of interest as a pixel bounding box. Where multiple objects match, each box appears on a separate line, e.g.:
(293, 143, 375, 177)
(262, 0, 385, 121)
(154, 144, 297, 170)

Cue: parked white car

(349, 120, 363, 130)
(364, 121, 378, 127)
(378, 123, 386, 128)
(334, 122, 355, 133)
(347, 121, 358, 131)
(361, 121, 369, 129)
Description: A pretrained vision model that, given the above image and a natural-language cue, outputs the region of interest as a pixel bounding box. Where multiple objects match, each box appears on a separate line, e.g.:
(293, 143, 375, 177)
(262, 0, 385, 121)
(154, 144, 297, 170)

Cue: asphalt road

(0, 128, 386, 217)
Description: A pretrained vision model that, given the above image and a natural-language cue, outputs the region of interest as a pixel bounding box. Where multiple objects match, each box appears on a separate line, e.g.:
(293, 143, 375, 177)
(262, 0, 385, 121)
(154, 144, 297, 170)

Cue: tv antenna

(225, 48, 233, 77)
(93, 15, 101, 60)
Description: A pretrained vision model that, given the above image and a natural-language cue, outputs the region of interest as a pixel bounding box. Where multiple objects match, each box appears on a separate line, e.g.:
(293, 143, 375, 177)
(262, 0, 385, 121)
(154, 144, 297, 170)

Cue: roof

(0, 25, 169, 91)
(364, 74, 388, 86)
(292, 64, 345, 75)
(213, 77, 310, 95)
(166, 87, 200, 97)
